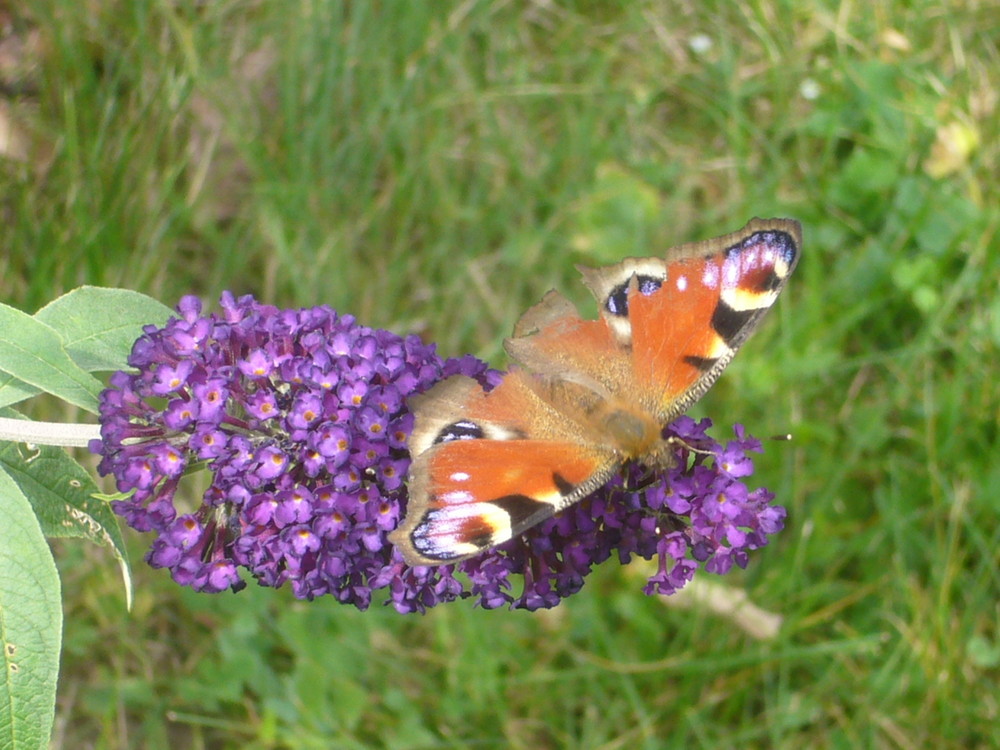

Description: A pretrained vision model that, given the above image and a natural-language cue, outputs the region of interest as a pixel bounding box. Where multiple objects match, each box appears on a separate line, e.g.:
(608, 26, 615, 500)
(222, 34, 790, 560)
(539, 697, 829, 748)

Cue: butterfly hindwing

(503, 291, 631, 403)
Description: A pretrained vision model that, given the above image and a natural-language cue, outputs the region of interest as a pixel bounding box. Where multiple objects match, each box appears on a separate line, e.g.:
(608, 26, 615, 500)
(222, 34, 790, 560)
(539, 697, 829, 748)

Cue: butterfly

(389, 218, 801, 566)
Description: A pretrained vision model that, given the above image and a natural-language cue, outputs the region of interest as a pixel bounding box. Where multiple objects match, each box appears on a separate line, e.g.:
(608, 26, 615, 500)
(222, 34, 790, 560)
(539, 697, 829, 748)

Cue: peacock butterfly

(390, 218, 801, 566)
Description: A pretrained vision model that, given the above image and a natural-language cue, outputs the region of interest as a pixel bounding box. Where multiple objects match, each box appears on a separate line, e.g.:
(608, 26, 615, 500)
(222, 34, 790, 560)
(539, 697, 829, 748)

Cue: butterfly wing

(577, 217, 801, 423)
(503, 290, 633, 403)
(390, 374, 620, 566)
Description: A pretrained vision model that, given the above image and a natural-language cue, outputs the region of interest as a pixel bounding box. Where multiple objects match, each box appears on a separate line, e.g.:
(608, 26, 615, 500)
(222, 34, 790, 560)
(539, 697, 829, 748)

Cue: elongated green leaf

(35, 287, 174, 373)
(0, 408, 132, 609)
(0, 373, 39, 412)
(0, 466, 62, 750)
(0, 303, 103, 414)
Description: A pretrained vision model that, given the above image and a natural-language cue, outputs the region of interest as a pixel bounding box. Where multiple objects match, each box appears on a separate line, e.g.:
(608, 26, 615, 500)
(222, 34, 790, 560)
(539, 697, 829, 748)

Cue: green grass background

(2, 1, 998, 748)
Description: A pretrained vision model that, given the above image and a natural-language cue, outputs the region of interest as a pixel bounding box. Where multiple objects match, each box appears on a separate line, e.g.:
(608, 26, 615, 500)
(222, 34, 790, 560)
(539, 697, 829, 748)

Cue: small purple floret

(92, 293, 787, 612)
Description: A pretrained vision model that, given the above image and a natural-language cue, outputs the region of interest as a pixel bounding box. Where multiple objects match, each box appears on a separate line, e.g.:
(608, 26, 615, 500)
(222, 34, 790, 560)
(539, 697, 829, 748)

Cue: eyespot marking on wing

(433, 420, 485, 444)
(717, 229, 799, 317)
(409, 502, 512, 561)
(432, 419, 527, 445)
(605, 274, 665, 317)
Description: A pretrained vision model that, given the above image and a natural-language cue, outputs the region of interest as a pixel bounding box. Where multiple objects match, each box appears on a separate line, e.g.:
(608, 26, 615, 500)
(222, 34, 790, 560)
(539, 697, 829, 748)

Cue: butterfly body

(391, 218, 801, 566)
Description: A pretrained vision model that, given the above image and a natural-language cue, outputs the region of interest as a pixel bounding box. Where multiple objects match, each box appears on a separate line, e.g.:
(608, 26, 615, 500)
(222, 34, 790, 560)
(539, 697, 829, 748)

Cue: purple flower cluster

(92, 293, 786, 612)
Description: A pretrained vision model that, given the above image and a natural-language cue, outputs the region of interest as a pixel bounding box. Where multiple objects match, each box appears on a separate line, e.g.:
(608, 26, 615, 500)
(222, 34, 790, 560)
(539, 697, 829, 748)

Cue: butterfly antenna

(665, 434, 716, 457)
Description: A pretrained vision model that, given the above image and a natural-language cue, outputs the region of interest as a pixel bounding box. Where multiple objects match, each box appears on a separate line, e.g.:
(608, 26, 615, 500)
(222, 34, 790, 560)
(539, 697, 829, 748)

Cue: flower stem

(0, 417, 100, 447)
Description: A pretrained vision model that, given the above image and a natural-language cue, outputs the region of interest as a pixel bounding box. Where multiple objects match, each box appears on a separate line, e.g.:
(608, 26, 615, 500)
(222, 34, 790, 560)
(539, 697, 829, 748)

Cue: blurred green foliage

(2, 1, 997, 747)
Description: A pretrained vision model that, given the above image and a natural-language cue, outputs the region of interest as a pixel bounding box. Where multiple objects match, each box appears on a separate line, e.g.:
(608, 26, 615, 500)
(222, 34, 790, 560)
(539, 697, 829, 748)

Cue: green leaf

(0, 465, 62, 750)
(34, 287, 174, 373)
(0, 287, 171, 410)
(829, 147, 900, 223)
(0, 373, 39, 412)
(0, 408, 132, 609)
(0, 303, 104, 414)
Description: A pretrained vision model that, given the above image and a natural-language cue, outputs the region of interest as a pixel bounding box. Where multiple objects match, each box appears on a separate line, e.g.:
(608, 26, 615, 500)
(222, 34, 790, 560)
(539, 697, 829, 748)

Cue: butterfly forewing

(627, 218, 801, 422)
(394, 439, 617, 565)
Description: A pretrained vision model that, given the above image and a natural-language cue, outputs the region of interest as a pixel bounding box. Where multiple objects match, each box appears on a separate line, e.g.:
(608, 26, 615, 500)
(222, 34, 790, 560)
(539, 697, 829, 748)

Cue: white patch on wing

(772, 254, 792, 278)
(701, 261, 721, 289)
(605, 315, 632, 344)
(440, 489, 475, 505)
